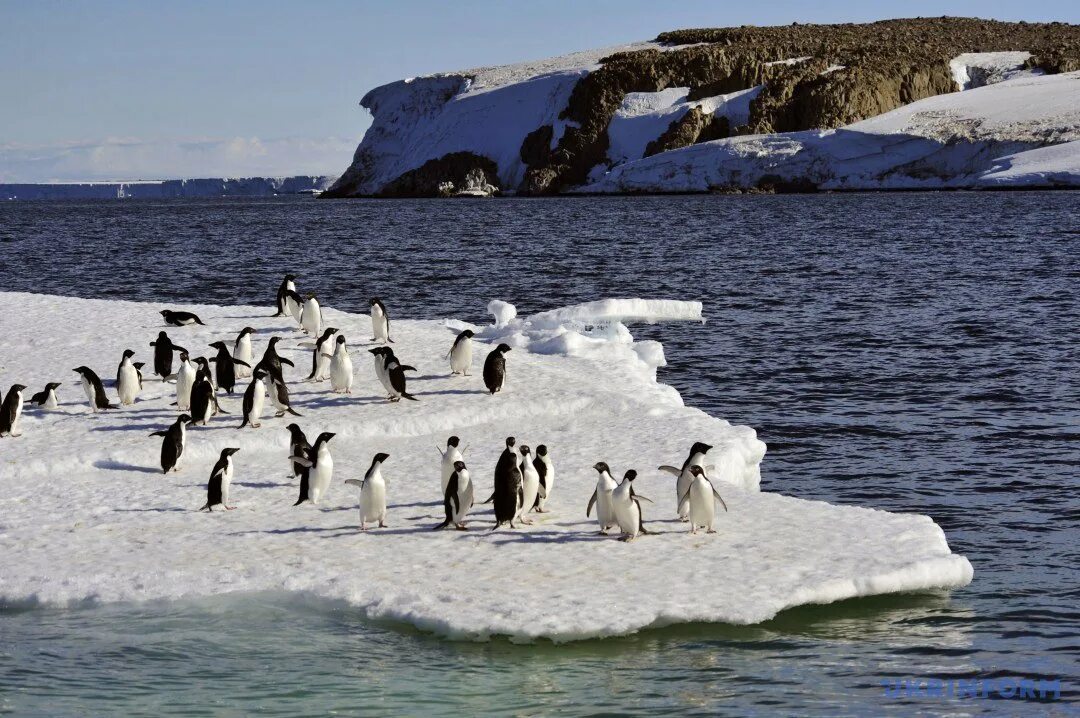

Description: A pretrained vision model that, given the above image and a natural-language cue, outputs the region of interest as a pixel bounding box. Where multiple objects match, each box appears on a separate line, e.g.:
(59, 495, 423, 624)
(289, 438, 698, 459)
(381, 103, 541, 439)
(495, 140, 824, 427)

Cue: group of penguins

(0, 275, 732, 538)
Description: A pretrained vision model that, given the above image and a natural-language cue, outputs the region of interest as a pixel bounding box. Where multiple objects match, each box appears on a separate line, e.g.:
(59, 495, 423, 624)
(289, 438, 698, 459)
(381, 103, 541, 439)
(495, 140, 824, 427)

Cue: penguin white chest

(235, 337, 252, 377)
(330, 348, 353, 393)
(80, 376, 95, 405)
(250, 379, 265, 420)
(301, 299, 321, 335)
(176, 364, 196, 410)
(440, 448, 463, 494)
(371, 306, 388, 341)
(688, 477, 716, 530)
(612, 484, 641, 538)
(221, 458, 234, 504)
(450, 339, 472, 374)
(359, 473, 386, 522)
(43, 389, 59, 411)
(9, 394, 23, 434)
(117, 362, 139, 404)
(519, 462, 540, 517)
(310, 450, 334, 503)
(452, 473, 474, 523)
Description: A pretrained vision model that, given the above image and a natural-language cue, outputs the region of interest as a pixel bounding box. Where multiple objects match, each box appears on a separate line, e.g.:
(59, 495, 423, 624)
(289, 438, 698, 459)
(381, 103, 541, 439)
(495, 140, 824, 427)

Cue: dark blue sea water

(1, 194, 1077, 716)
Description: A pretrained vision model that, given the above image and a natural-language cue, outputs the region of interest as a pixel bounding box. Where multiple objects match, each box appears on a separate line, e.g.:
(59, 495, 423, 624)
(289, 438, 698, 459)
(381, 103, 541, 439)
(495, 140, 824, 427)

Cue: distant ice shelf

(1, 176, 337, 200)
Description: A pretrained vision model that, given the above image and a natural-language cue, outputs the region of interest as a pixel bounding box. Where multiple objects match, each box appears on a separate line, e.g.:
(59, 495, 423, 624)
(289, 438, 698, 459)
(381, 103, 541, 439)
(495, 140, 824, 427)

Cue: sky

(1, 0, 1077, 182)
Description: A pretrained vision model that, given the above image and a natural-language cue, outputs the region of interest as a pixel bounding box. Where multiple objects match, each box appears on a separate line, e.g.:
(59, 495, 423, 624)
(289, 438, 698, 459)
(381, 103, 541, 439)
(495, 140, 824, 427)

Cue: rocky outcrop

(375, 152, 499, 198)
(644, 107, 730, 157)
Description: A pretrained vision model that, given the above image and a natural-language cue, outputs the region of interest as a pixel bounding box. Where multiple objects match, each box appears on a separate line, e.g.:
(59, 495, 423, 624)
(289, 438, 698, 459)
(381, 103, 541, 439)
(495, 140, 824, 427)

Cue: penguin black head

(453, 460, 467, 472)
(690, 442, 713, 456)
(320, 327, 337, 340)
(253, 369, 267, 381)
(122, 349, 135, 359)
(536, 445, 548, 457)
(195, 357, 210, 368)
(157, 331, 169, 339)
(220, 447, 241, 458)
(371, 452, 390, 464)
(9, 384, 26, 393)
(461, 329, 475, 339)
(239, 326, 255, 337)
(689, 465, 707, 478)
(73, 366, 90, 375)
(46, 382, 62, 390)
(505, 436, 516, 448)
(336, 336, 347, 345)
(159, 310, 170, 317)
(495, 343, 512, 353)
(315, 431, 336, 444)
(180, 351, 190, 362)
(178, 414, 192, 424)
(286, 422, 304, 435)
(519, 444, 531, 456)
(209, 341, 226, 350)
(593, 461, 610, 474)
(369, 297, 383, 308)
(267, 337, 282, 347)
(285, 273, 296, 281)
(624, 470, 638, 482)
(447, 436, 460, 448)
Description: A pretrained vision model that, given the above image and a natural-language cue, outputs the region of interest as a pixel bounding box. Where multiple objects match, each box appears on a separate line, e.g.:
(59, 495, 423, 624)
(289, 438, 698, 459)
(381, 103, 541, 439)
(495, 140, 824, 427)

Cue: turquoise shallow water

(1, 193, 1077, 715)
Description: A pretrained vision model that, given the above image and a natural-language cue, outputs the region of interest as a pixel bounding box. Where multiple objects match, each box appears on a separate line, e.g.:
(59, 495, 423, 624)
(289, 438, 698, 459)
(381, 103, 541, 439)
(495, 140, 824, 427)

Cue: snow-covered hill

(325, 19, 1080, 196)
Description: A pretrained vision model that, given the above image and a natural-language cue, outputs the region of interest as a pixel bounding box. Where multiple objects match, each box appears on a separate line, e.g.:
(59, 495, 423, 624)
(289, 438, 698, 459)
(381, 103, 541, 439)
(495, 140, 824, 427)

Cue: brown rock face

(520, 17, 1080, 194)
(376, 153, 500, 198)
(644, 107, 731, 157)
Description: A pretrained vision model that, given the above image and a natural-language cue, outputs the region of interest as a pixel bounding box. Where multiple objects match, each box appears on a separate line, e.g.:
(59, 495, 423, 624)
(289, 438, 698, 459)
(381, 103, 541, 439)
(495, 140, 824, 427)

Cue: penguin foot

(378, 521, 387, 528)
(456, 524, 469, 531)
(225, 505, 236, 511)
(707, 529, 716, 534)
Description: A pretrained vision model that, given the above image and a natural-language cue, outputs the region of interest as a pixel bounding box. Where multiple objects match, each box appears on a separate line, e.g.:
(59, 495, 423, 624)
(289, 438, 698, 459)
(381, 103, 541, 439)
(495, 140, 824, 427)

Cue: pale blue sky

(1, 0, 1076, 180)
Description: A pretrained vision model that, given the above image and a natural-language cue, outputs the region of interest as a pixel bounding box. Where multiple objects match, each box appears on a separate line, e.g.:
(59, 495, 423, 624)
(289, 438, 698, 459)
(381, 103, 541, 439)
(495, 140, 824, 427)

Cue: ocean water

(1, 193, 1077, 716)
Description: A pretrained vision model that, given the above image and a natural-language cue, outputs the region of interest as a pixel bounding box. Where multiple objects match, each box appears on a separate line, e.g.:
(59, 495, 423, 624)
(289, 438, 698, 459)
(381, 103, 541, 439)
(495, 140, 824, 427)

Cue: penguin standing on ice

(492, 437, 523, 530)
(274, 274, 296, 316)
(438, 436, 464, 494)
(134, 362, 146, 390)
(200, 447, 240, 511)
(115, 350, 141, 406)
(586, 462, 619, 535)
(0, 385, 27, 437)
(483, 344, 511, 395)
(175, 352, 197, 411)
(190, 376, 222, 426)
(266, 365, 302, 417)
(300, 294, 322, 336)
(682, 465, 728, 534)
(369, 347, 392, 398)
(208, 341, 250, 394)
(345, 453, 389, 530)
(434, 460, 474, 530)
(150, 331, 188, 381)
(516, 445, 543, 525)
(238, 370, 267, 429)
(306, 327, 337, 381)
(28, 382, 61, 411)
(328, 335, 354, 394)
(193, 357, 216, 392)
(285, 289, 304, 325)
(611, 470, 651, 542)
(73, 366, 115, 412)
(291, 431, 335, 505)
(446, 329, 474, 376)
(160, 309, 206, 326)
(385, 352, 418, 402)
(285, 423, 310, 478)
(149, 414, 191, 474)
(659, 442, 712, 521)
(255, 336, 294, 377)
(532, 445, 554, 513)
(370, 298, 392, 343)
(233, 327, 255, 379)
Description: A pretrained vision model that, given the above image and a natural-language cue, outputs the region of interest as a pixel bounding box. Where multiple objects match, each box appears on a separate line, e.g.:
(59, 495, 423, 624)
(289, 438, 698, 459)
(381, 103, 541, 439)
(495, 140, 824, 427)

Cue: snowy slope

(0, 292, 971, 641)
(582, 72, 1080, 192)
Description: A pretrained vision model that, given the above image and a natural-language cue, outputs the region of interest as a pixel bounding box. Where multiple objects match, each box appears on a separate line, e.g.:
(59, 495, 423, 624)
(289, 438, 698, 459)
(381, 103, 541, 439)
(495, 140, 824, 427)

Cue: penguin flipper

(658, 465, 681, 477)
(345, 478, 364, 489)
(174, 345, 189, 354)
(712, 489, 729, 512)
(149, 431, 167, 437)
(586, 490, 597, 517)
(399, 365, 417, 372)
(232, 359, 251, 367)
(289, 455, 314, 468)
(280, 357, 295, 367)
(481, 492, 494, 504)
(633, 494, 654, 504)
(678, 488, 691, 508)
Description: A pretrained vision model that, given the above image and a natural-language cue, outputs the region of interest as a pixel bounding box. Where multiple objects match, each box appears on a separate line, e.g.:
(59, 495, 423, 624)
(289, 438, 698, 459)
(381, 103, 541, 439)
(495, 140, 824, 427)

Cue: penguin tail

(432, 519, 451, 531)
(286, 407, 302, 416)
(293, 496, 307, 506)
(401, 392, 418, 401)
(482, 493, 495, 504)
(237, 419, 249, 429)
(199, 503, 211, 512)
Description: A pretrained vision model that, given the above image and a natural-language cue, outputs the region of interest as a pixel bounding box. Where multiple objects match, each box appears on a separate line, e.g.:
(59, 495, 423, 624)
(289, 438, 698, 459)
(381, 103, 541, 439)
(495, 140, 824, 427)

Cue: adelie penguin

(385, 352, 418, 402)
(434, 460, 474, 531)
(193, 357, 216, 392)
(208, 341, 250, 394)
(483, 344, 511, 395)
(446, 329, 474, 376)
(190, 375, 224, 426)
(291, 432, 335, 505)
(306, 327, 337, 382)
(28, 382, 61, 411)
(328, 335, 354, 394)
(516, 445, 543, 525)
(175, 352, 197, 411)
(149, 414, 191, 474)
(285, 423, 310, 479)
(491, 437, 523, 530)
(274, 274, 296, 317)
(659, 442, 713, 521)
(611, 470, 652, 542)
(0, 384, 27, 438)
(369, 347, 392, 398)
(345, 453, 389, 530)
(255, 336, 294, 377)
(238, 370, 267, 429)
(682, 465, 728, 534)
(233, 327, 255, 379)
(266, 365, 302, 418)
(150, 331, 188, 381)
(200, 448, 240, 511)
(115, 349, 141, 406)
(285, 289, 304, 325)
(73, 366, 116, 412)
(438, 435, 464, 494)
(587, 462, 619, 535)
(532, 445, 554, 513)
(300, 294, 322, 336)
(160, 309, 205, 326)
(370, 297, 392, 343)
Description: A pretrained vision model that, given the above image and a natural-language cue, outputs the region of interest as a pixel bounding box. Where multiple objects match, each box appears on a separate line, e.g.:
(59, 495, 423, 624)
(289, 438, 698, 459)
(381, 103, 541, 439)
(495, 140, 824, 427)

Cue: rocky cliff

(325, 18, 1080, 197)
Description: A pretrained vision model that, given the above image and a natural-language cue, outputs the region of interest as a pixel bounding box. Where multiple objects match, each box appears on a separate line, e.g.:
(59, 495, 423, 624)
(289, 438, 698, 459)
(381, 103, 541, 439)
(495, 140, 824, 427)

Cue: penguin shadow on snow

(229, 525, 358, 537)
(93, 459, 161, 474)
(113, 506, 189, 513)
(299, 394, 384, 409)
(486, 524, 607, 546)
(90, 422, 170, 433)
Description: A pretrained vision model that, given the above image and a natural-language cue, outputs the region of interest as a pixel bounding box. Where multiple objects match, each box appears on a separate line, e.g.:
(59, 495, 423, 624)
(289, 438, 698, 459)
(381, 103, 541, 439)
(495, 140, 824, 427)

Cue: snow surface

(583, 72, 1080, 192)
(977, 139, 1080, 186)
(949, 51, 1042, 91)
(0, 292, 972, 641)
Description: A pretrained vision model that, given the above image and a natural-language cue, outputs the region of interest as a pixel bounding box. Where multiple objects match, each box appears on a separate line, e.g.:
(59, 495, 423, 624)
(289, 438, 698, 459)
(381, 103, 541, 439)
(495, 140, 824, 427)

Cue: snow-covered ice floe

(0, 292, 972, 641)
